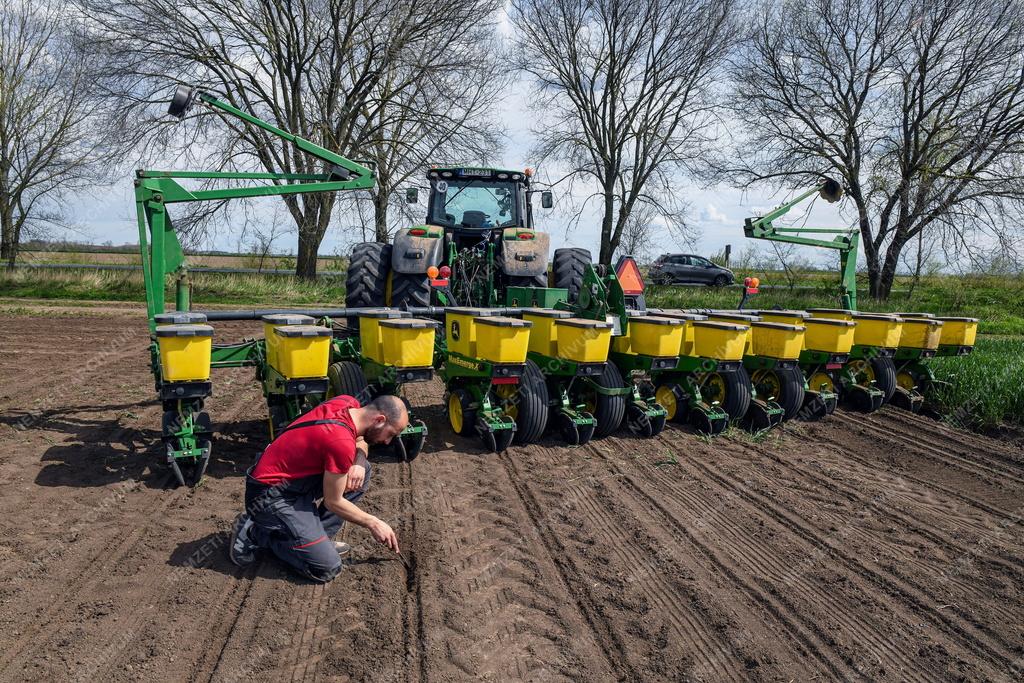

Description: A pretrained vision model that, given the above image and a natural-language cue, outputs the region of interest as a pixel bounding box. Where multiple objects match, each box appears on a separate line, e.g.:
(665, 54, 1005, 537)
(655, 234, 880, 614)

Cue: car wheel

(712, 274, 729, 287)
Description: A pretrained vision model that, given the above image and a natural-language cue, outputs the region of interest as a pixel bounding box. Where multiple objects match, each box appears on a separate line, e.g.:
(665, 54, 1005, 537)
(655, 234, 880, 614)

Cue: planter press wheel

(478, 416, 516, 453)
(393, 397, 426, 462)
(687, 408, 729, 436)
(555, 410, 596, 446)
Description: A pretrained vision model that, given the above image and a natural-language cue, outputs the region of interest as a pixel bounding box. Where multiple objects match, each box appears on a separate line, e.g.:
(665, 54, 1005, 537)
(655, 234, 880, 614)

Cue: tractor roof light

(615, 256, 645, 295)
(524, 168, 533, 177)
(427, 265, 440, 279)
(438, 265, 451, 278)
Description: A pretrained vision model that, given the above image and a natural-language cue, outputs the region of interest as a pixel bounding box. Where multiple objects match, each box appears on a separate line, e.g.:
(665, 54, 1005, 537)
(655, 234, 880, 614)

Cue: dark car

(649, 254, 734, 286)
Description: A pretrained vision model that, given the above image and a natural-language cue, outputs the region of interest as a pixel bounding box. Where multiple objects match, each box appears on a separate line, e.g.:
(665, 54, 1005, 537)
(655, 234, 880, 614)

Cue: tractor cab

(389, 167, 554, 307)
(405, 167, 552, 254)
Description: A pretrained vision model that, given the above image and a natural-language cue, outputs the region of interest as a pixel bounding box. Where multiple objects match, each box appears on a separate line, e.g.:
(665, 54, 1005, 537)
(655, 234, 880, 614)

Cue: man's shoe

(334, 541, 351, 558)
(229, 513, 257, 567)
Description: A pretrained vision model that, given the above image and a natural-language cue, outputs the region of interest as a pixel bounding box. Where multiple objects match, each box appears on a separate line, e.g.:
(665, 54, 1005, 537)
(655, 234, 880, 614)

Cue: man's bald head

(362, 395, 410, 445)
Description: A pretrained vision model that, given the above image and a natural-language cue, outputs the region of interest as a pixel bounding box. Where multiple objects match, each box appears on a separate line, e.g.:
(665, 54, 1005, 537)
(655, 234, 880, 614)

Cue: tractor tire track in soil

(1, 313, 1023, 682)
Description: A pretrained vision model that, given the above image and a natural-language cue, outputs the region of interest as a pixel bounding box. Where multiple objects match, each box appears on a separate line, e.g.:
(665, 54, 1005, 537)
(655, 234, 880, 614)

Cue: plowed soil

(1, 311, 1023, 682)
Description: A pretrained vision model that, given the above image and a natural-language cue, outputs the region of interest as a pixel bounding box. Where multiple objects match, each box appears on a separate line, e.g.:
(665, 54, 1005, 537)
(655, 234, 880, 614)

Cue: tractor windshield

(429, 179, 520, 230)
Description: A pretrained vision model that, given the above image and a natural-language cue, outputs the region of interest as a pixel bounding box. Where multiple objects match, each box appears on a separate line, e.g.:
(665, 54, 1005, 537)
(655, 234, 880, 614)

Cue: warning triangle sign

(615, 256, 645, 295)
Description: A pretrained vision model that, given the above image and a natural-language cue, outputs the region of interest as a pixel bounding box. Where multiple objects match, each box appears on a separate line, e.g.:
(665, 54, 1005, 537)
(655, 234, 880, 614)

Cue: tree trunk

(373, 191, 389, 243)
(598, 187, 616, 265)
(292, 195, 335, 280)
(875, 238, 906, 301)
(1, 212, 13, 268)
(296, 229, 319, 280)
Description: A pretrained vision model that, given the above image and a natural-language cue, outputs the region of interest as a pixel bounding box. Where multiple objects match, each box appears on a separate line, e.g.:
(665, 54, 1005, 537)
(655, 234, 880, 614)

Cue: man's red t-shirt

(251, 396, 360, 485)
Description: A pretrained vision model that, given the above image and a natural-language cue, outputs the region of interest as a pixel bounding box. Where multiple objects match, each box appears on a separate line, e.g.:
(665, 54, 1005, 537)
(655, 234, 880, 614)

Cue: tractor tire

(752, 367, 805, 421)
(551, 248, 592, 304)
(583, 361, 627, 438)
(447, 388, 477, 436)
(327, 361, 370, 403)
(844, 356, 898, 404)
(345, 242, 391, 309)
(702, 368, 753, 421)
(870, 356, 898, 403)
(390, 272, 431, 309)
(495, 359, 549, 445)
(508, 274, 548, 288)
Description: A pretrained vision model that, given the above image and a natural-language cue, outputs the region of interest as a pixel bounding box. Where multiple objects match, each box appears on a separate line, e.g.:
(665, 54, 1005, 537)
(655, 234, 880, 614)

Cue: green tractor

(345, 166, 593, 309)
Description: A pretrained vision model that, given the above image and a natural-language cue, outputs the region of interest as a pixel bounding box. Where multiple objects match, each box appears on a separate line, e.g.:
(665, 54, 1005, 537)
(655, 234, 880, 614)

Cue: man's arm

(323, 471, 399, 552)
(346, 438, 369, 493)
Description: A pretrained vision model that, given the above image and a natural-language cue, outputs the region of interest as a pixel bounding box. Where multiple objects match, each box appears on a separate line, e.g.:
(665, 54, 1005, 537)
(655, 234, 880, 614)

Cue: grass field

(2, 265, 1020, 431)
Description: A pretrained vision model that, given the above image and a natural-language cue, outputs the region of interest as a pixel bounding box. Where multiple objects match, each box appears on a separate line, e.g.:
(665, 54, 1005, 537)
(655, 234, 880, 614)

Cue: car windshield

(429, 179, 519, 229)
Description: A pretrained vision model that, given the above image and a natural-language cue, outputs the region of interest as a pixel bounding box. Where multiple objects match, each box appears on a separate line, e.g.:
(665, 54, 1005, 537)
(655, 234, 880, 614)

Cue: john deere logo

(451, 320, 460, 341)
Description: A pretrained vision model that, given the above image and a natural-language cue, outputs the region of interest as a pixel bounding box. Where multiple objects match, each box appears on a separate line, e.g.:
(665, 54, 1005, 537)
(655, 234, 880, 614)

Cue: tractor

(344, 167, 594, 311)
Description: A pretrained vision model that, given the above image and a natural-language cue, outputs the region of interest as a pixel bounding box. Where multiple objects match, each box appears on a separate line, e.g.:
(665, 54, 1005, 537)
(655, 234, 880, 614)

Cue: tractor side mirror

(406, 187, 419, 204)
(541, 191, 553, 209)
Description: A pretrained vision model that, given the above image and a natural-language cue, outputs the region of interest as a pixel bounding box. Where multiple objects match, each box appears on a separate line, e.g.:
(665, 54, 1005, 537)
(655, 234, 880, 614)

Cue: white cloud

(700, 203, 729, 224)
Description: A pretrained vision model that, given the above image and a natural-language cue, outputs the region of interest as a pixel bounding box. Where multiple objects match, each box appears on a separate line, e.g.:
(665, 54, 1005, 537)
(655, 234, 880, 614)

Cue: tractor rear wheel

(327, 361, 369, 402)
(581, 361, 627, 438)
(551, 248, 592, 304)
(494, 359, 549, 445)
(345, 242, 391, 309)
(390, 272, 431, 309)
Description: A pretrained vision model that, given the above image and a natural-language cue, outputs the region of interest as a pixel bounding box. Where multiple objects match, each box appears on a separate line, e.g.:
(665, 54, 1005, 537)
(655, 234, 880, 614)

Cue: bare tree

(509, 0, 735, 264)
(357, 32, 507, 243)
(614, 203, 656, 263)
(0, 0, 114, 267)
(81, 0, 503, 278)
(729, 0, 1024, 299)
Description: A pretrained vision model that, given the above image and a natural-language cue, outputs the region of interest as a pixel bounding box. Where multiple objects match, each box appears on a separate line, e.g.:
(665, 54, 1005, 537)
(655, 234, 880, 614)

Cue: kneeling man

(229, 394, 407, 582)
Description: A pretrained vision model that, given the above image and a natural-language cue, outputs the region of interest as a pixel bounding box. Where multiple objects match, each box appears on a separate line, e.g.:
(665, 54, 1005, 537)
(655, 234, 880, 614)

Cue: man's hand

(346, 463, 366, 492)
(367, 517, 400, 553)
